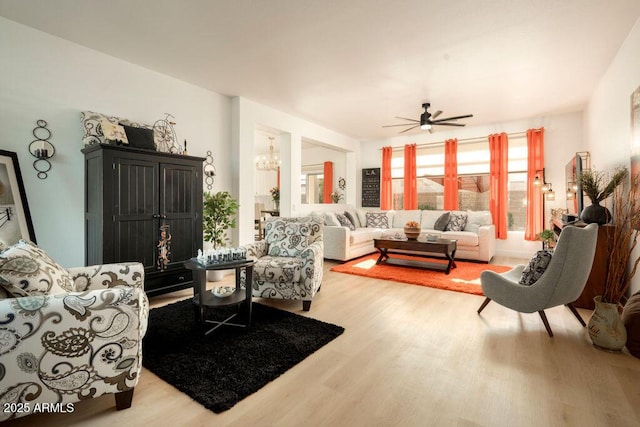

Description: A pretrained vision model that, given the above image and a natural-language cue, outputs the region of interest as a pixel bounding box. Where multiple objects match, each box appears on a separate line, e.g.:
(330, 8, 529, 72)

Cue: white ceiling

(2, 0, 640, 141)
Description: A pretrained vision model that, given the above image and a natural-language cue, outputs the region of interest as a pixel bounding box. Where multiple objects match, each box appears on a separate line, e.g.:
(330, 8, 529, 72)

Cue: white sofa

(303, 206, 496, 263)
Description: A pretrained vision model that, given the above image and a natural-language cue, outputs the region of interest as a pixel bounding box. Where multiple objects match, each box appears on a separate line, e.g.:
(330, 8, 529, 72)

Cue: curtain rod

(379, 131, 528, 151)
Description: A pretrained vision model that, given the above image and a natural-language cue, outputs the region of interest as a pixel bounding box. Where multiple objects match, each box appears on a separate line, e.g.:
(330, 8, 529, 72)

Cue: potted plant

(330, 190, 344, 203)
(577, 167, 627, 224)
(588, 168, 640, 351)
(203, 191, 239, 281)
(269, 186, 280, 210)
(537, 229, 555, 250)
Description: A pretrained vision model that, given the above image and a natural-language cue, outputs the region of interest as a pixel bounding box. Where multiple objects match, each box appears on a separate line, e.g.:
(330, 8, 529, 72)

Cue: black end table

(184, 258, 255, 335)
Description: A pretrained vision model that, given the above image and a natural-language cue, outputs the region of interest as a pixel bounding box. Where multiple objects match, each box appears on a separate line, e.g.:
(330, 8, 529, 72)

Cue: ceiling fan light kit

(383, 102, 473, 134)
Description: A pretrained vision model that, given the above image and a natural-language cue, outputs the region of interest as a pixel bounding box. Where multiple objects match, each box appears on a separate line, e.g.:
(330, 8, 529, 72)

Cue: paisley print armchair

(0, 251, 148, 422)
(242, 217, 323, 311)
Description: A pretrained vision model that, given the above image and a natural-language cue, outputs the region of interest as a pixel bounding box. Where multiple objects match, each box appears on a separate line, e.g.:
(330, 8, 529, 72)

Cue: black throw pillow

(433, 212, 451, 231)
(121, 124, 156, 151)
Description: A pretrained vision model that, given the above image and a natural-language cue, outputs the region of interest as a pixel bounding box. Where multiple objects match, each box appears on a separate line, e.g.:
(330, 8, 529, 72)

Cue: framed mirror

(0, 150, 36, 249)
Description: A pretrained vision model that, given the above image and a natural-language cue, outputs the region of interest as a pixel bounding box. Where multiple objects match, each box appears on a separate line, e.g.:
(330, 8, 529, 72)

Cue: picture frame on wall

(631, 85, 640, 177)
(0, 150, 36, 249)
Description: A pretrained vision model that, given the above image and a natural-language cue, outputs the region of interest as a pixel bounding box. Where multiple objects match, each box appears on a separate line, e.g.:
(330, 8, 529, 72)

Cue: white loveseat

(306, 207, 495, 263)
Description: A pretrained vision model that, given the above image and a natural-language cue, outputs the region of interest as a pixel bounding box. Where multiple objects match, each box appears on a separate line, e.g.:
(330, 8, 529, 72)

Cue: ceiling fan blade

(394, 116, 420, 122)
(399, 124, 420, 134)
(430, 114, 473, 123)
(383, 123, 419, 128)
(431, 110, 443, 120)
(434, 122, 466, 127)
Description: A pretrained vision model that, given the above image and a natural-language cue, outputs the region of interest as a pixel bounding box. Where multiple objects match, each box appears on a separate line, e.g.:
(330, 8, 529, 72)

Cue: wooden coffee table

(374, 237, 457, 274)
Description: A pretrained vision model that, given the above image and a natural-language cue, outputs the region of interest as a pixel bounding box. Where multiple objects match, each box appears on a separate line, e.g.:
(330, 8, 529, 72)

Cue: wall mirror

(301, 138, 346, 204)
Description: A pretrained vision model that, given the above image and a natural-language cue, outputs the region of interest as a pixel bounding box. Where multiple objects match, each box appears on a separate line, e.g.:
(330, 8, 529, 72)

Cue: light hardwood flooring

(5, 257, 640, 427)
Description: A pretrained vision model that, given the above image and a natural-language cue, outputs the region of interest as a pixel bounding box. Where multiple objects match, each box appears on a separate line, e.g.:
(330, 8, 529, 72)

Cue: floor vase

(588, 296, 627, 352)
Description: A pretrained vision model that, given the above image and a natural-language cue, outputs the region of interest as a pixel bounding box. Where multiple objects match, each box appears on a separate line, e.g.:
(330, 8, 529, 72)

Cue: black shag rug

(142, 299, 344, 413)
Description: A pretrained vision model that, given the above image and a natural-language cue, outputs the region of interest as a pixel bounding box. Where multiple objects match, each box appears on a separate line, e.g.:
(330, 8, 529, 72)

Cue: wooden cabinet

(83, 144, 204, 297)
(552, 219, 613, 309)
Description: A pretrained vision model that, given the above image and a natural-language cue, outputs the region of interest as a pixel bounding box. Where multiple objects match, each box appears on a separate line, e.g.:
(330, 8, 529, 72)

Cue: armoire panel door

(159, 163, 199, 268)
(112, 158, 158, 270)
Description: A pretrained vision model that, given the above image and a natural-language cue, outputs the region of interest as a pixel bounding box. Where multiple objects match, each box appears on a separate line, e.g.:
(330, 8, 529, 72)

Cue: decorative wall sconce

(203, 150, 216, 190)
(28, 119, 55, 179)
(533, 168, 554, 201)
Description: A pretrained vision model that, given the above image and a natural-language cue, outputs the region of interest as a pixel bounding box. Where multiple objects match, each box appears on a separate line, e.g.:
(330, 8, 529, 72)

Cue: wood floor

(6, 257, 640, 427)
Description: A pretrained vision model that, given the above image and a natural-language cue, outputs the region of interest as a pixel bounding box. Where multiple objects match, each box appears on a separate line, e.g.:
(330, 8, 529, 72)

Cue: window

(457, 141, 490, 211)
(389, 135, 528, 232)
(507, 137, 528, 231)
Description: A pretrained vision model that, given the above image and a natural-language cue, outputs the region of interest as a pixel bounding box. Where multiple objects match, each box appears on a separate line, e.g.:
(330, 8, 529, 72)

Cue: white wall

(360, 111, 585, 259)
(231, 97, 360, 245)
(585, 16, 640, 295)
(0, 17, 231, 267)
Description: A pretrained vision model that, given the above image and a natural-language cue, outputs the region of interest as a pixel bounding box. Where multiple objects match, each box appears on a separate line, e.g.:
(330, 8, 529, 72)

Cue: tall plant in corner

(203, 191, 239, 250)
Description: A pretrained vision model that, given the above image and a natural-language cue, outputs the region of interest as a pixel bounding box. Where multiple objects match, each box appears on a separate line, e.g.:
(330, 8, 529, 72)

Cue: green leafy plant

(577, 167, 627, 203)
(203, 191, 239, 249)
(330, 190, 344, 203)
(537, 229, 555, 248)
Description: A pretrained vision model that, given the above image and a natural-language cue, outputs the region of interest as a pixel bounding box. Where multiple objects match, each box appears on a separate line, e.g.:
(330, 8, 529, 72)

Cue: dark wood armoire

(82, 144, 204, 297)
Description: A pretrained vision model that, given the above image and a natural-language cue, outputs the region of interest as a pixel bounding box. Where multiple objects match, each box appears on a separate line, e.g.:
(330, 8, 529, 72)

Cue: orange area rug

(330, 254, 512, 296)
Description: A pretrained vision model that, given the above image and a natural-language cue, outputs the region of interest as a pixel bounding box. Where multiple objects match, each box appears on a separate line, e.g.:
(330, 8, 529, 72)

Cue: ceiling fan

(383, 103, 473, 134)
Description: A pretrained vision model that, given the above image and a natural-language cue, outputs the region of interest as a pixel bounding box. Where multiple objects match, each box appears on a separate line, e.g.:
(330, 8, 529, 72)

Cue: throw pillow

(433, 212, 451, 231)
(344, 211, 360, 228)
(519, 250, 554, 286)
(121, 124, 157, 150)
(323, 212, 341, 227)
(81, 110, 124, 146)
(267, 222, 312, 257)
(0, 240, 72, 296)
(336, 213, 355, 231)
(464, 210, 493, 233)
(366, 212, 389, 229)
(101, 119, 129, 144)
(446, 212, 468, 231)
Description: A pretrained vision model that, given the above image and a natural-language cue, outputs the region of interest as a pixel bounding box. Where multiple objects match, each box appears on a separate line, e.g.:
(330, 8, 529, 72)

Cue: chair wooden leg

(115, 388, 135, 410)
(477, 297, 491, 314)
(565, 303, 586, 327)
(303, 300, 311, 311)
(538, 311, 553, 337)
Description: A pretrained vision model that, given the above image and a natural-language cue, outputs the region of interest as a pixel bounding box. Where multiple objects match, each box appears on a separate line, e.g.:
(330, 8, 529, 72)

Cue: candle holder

(28, 119, 55, 179)
(204, 150, 216, 190)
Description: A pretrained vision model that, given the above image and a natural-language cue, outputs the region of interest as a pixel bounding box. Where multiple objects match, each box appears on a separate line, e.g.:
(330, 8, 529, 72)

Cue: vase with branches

(587, 169, 640, 351)
(602, 169, 640, 304)
(577, 167, 627, 224)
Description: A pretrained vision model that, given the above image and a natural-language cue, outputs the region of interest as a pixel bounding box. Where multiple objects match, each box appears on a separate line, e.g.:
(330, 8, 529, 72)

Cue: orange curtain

(489, 133, 509, 239)
(525, 128, 545, 240)
(403, 144, 417, 209)
(444, 139, 459, 210)
(381, 146, 393, 209)
(323, 161, 333, 203)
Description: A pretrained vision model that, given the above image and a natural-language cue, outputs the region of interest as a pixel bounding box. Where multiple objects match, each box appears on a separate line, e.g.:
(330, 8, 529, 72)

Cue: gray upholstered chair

(242, 216, 323, 311)
(0, 240, 148, 421)
(477, 223, 598, 337)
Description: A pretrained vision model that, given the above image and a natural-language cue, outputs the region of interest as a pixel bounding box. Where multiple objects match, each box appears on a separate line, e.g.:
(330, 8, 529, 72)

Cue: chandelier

(256, 137, 281, 171)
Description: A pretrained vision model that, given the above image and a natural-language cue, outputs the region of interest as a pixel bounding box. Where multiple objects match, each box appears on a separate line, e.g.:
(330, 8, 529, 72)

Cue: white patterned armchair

(242, 217, 323, 311)
(0, 240, 148, 421)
